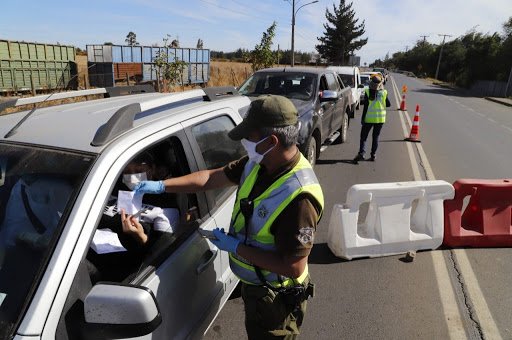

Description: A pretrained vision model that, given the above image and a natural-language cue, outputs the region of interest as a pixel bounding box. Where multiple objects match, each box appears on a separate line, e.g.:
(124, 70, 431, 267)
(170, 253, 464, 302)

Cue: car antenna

(4, 92, 56, 138)
(4, 63, 97, 139)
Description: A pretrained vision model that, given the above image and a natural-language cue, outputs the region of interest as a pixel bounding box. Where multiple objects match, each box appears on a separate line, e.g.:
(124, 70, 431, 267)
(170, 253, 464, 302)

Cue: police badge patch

(257, 205, 268, 218)
(298, 227, 315, 246)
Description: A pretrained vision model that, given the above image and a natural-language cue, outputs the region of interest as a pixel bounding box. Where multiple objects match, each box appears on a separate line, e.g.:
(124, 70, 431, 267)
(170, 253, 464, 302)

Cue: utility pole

(420, 35, 429, 43)
(291, 0, 295, 67)
(290, 0, 318, 67)
(405, 46, 409, 52)
(435, 34, 452, 80)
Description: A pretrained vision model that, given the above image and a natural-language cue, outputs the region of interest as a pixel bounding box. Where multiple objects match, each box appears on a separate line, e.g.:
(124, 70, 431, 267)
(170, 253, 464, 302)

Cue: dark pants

(358, 123, 384, 156)
(241, 282, 309, 340)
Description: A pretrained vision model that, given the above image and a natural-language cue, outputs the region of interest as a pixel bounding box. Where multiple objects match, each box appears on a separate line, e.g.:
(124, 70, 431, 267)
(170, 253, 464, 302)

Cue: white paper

(117, 190, 143, 215)
(90, 228, 127, 254)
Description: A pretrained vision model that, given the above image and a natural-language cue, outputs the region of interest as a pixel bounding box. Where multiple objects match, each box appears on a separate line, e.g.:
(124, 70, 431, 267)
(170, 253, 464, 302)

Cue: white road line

(474, 112, 486, 118)
(389, 78, 422, 181)
(504, 126, 512, 133)
(391, 75, 502, 340)
(487, 118, 497, 124)
(453, 250, 503, 339)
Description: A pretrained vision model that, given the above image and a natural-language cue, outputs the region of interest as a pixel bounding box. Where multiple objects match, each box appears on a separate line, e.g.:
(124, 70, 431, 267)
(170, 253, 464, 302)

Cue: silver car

(0, 87, 249, 339)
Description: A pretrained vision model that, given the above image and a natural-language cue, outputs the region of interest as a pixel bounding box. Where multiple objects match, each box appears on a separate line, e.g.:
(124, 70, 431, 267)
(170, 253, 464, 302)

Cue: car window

(191, 115, 245, 203)
(238, 73, 317, 101)
(0, 143, 94, 339)
(319, 75, 329, 92)
(338, 74, 355, 87)
(337, 75, 346, 89)
(85, 137, 201, 285)
(325, 73, 340, 92)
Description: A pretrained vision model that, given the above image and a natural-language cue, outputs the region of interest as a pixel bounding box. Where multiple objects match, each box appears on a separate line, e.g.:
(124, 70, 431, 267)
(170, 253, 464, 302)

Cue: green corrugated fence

(0, 40, 77, 92)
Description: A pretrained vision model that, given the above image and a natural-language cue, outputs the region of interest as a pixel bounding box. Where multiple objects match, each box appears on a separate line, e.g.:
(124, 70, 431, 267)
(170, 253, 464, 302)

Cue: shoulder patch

(297, 226, 315, 246)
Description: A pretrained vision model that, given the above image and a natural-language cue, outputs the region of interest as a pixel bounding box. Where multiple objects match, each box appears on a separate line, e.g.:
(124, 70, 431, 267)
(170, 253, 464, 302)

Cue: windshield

(338, 74, 355, 87)
(360, 75, 370, 86)
(0, 143, 94, 338)
(238, 73, 317, 101)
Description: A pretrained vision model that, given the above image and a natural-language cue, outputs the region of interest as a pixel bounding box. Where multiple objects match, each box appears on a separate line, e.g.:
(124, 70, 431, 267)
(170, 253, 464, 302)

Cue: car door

(134, 130, 225, 340)
(185, 112, 245, 294)
(323, 72, 341, 136)
(50, 127, 225, 340)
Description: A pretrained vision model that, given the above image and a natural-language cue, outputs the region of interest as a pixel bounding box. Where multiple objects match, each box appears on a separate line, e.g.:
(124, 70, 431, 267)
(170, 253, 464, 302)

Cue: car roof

(327, 66, 359, 74)
(0, 89, 249, 154)
(254, 67, 332, 75)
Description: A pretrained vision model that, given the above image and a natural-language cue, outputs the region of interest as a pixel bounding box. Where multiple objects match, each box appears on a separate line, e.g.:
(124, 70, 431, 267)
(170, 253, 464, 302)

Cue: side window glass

(191, 115, 245, 202)
(86, 137, 199, 285)
(325, 73, 340, 91)
(319, 76, 329, 92)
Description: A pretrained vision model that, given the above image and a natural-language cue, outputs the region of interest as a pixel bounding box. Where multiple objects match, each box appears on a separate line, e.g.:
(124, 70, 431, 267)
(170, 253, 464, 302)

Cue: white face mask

(122, 172, 147, 190)
(241, 136, 275, 164)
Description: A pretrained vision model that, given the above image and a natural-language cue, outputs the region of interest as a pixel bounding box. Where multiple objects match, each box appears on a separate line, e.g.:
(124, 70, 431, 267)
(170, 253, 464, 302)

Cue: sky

(1, 0, 510, 65)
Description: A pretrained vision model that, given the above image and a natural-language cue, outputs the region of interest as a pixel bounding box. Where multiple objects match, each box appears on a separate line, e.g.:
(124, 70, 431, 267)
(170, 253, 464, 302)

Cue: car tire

(338, 112, 349, 144)
(304, 136, 317, 166)
(349, 104, 355, 119)
(356, 101, 360, 110)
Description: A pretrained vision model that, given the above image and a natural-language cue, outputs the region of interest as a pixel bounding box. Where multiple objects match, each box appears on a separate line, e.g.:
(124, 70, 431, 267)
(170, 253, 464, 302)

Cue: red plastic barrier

(444, 179, 512, 247)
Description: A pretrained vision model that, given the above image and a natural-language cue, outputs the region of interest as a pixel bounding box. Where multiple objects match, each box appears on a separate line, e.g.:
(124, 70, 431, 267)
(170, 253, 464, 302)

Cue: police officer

(353, 73, 391, 163)
(135, 95, 324, 339)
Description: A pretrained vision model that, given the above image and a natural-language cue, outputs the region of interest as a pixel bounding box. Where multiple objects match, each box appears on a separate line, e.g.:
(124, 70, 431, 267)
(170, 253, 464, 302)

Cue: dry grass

(0, 60, 254, 114)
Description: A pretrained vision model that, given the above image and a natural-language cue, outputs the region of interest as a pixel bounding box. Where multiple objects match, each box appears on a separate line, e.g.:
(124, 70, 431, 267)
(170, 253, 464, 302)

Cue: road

(204, 73, 512, 340)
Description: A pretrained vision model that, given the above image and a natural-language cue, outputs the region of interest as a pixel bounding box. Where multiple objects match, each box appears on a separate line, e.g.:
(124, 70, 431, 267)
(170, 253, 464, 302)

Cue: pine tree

(125, 31, 139, 46)
(316, 0, 367, 65)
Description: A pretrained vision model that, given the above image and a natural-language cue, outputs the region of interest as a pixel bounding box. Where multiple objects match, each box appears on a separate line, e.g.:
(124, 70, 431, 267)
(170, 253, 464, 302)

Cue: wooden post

(126, 72, 130, 86)
(30, 73, 36, 96)
(84, 74, 88, 89)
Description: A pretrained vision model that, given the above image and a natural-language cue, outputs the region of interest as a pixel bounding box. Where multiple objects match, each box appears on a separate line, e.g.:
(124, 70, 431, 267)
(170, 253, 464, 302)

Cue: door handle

(196, 249, 218, 275)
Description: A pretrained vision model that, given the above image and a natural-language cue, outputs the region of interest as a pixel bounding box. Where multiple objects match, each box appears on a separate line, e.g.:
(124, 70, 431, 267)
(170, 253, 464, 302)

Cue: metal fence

(86, 44, 210, 88)
(470, 80, 512, 98)
(0, 40, 77, 92)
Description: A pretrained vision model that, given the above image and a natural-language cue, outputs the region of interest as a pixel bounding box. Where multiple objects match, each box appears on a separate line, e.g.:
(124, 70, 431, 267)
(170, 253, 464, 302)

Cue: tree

(316, 0, 367, 65)
(247, 22, 277, 71)
(104, 42, 113, 45)
(197, 39, 204, 49)
(171, 38, 179, 48)
(152, 35, 188, 92)
(125, 31, 139, 46)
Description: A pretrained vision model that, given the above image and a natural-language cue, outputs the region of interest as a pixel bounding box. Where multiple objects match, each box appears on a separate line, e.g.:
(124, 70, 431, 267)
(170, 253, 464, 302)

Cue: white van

(327, 66, 363, 118)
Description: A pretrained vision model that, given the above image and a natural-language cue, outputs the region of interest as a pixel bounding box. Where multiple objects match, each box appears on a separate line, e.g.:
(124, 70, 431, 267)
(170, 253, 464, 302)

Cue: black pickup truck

(238, 67, 352, 165)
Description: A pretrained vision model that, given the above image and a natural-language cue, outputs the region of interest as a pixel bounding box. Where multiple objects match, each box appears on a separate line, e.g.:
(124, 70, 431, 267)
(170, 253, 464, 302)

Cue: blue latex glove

(210, 228, 240, 254)
(133, 180, 165, 195)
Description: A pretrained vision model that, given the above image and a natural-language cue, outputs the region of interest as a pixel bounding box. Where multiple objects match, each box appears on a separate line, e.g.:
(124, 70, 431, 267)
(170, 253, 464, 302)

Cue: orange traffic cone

(399, 94, 407, 111)
(405, 105, 421, 142)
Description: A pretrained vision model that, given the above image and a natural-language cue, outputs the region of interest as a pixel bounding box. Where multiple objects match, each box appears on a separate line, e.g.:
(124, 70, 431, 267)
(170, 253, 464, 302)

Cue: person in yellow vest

(353, 73, 391, 163)
(134, 95, 324, 339)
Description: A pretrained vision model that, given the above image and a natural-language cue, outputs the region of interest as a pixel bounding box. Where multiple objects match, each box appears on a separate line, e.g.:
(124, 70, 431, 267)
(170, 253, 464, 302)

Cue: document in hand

(117, 190, 143, 215)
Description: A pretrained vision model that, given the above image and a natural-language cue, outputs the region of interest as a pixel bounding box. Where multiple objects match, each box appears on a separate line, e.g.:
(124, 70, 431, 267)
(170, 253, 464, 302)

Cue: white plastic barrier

(328, 181, 454, 260)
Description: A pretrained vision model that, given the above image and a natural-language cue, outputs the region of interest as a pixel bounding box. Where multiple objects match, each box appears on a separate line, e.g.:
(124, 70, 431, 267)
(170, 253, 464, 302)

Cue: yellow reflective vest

(364, 88, 387, 123)
(228, 153, 324, 287)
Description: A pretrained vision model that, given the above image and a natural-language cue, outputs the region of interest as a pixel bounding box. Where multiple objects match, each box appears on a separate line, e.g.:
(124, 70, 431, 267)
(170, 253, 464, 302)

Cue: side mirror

(84, 283, 162, 338)
(320, 90, 338, 102)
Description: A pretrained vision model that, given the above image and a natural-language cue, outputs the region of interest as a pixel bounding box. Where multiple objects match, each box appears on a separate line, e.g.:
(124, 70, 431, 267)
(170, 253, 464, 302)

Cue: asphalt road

(204, 73, 512, 340)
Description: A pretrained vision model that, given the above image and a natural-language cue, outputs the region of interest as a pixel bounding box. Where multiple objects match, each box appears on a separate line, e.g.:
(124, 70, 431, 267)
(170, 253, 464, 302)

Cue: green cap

(228, 95, 298, 141)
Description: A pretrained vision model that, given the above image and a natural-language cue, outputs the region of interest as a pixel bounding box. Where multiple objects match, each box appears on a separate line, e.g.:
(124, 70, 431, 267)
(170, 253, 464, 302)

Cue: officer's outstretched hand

(210, 228, 240, 254)
(133, 180, 165, 195)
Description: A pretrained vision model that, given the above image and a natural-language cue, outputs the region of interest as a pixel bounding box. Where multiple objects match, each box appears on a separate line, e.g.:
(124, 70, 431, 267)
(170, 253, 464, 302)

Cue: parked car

(327, 66, 364, 116)
(0, 86, 249, 340)
(237, 67, 351, 166)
